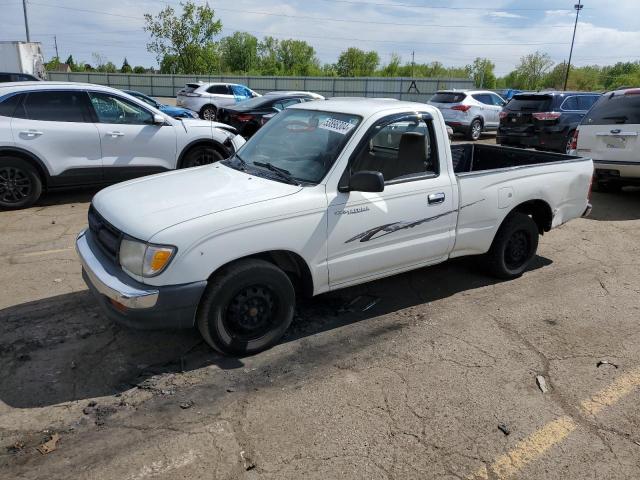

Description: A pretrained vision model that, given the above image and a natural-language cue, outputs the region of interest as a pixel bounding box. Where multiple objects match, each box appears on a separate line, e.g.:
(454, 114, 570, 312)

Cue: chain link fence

(46, 72, 474, 101)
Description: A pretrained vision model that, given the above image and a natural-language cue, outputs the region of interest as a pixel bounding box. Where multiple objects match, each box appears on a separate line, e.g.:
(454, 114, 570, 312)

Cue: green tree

(513, 51, 554, 90)
(276, 39, 319, 76)
(336, 47, 380, 77)
(466, 57, 496, 89)
(133, 65, 146, 74)
(258, 36, 281, 75)
(220, 32, 258, 73)
(379, 53, 402, 77)
(121, 58, 132, 73)
(97, 61, 117, 73)
(45, 56, 61, 71)
(65, 55, 75, 69)
(144, 1, 222, 74)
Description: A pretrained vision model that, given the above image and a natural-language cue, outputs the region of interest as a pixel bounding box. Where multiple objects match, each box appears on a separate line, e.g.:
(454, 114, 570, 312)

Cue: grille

(88, 205, 123, 262)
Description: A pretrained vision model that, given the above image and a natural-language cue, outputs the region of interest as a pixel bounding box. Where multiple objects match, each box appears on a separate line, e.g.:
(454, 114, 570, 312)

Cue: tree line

(46, 1, 640, 92)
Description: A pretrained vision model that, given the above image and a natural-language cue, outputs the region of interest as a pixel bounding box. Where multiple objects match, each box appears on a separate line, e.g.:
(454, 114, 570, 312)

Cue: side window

(231, 85, 252, 98)
(350, 117, 437, 183)
(578, 95, 599, 111)
(89, 92, 153, 125)
(561, 96, 579, 111)
(472, 94, 492, 105)
(273, 99, 301, 111)
(0, 74, 11, 83)
(207, 85, 231, 95)
(21, 90, 92, 122)
(0, 94, 23, 118)
(491, 94, 505, 106)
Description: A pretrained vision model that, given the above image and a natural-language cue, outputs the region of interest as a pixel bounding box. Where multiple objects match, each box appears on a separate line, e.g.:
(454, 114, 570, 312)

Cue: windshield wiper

(253, 161, 299, 185)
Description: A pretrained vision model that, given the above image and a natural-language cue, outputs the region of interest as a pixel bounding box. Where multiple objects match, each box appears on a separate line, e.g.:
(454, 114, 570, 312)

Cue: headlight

(119, 238, 176, 278)
(189, 111, 199, 118)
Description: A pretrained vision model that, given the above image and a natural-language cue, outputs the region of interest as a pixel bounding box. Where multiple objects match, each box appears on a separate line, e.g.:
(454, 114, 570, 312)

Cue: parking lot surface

(1, 148, 640, 479)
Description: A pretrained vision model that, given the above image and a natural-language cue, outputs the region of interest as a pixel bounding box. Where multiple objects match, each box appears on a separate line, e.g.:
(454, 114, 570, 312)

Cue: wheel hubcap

(473, 123, 481, 138)
(225, 285, 277, 341)
(0, 167, 32, 204)
(504, 230, 530, 269)
(188, 148, 221, 167)
(203, 109, 215, 120)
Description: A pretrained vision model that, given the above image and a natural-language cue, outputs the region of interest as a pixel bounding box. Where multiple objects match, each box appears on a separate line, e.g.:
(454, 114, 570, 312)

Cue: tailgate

(578, 124, 640, 163)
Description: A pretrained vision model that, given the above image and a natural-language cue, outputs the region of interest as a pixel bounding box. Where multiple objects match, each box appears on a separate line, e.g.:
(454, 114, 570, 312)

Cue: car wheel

(565, 132, 575, 154)
(0, 158, 43, 210)
(196, 259, 296, 356)
(485, 212, 539, 279)
(467, 119, 483, 141)
(181, 145, 225, 168)
(200, 105, 217, 121)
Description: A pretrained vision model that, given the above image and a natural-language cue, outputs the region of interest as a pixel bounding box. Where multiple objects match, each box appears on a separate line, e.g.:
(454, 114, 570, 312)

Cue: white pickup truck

(76, 98, 593, 355)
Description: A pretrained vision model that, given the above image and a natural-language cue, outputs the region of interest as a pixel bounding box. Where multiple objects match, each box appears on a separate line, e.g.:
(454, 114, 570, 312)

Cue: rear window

(182, 83, 200, 93)
(430, 92, 467, 103)
(584, 92, 640, 125)
(506, 95, 552, 112)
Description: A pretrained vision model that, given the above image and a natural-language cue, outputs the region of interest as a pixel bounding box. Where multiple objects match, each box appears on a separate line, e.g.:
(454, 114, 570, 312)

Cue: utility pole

(411, 50, 415, 78)
(22, 0, 30, 42)
(564, 0, 583, 91)
(54, 35, 59, 59)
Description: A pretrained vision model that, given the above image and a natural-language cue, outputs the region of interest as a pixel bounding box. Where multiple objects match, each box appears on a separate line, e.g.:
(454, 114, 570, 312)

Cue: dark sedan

(218, 94, 322, 138)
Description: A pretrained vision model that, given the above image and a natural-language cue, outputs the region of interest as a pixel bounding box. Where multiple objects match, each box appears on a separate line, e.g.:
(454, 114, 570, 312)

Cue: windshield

(506, 95, 552, 112)
(584, 92, 640, 125)
(233, 109, 362, 184)
(430, 92, 467, 103)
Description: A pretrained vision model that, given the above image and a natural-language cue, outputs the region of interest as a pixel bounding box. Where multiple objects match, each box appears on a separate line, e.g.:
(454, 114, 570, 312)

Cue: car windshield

(232, 109, 362, 184)
(506, 95, 553, 111)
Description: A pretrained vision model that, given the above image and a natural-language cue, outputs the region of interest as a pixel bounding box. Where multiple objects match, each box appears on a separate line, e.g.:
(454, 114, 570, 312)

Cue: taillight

(185, 92, 201, 97)
(570, 130, 579, 150)
(532, 112, 561, 121)
(499, 111, 508, 120)
(235, 114, 254, 122)
(451, 105, 471, 112)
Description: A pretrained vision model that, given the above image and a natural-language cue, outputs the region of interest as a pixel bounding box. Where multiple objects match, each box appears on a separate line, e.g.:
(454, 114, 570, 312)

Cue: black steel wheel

(0, 158, 42, 209)
(197, 259, 295, 356)
(181, 146, 225, 168)
(485, 212, 539, 279)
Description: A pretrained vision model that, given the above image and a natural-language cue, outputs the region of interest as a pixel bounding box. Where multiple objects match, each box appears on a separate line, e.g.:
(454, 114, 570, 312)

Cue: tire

(467, 119, 483, 141)
(0, 157, 43, 209)
(565, 131, 575, 154)
(196, 259, 296, 356)
(200, 105, 217, 121)
(485, 212, 539, 279)
(180, 145, 225, 168)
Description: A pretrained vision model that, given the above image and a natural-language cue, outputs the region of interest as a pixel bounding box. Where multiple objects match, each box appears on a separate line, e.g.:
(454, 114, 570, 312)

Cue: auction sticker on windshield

(319, 118, 356, 135)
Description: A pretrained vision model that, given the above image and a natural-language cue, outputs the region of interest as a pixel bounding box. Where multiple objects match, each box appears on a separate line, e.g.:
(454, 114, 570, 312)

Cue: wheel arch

(177, 139, 231, 169)
(510, 199, 553, 234)
(0, 147, 50, 188)
(207, 250, 314, 298)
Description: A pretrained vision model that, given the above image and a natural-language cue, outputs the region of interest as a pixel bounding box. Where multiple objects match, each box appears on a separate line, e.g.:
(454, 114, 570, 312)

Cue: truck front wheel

(485, 212, 539, 279)
(196, 259, 295, 356)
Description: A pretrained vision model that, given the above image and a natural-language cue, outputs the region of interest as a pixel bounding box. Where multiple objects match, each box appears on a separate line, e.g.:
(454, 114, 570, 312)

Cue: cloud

(488, 11, 524, 19)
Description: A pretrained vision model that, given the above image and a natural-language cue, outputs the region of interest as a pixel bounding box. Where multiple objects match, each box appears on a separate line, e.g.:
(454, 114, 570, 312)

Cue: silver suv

(176, 82, 260, 120)
(428, 90, 506, 140)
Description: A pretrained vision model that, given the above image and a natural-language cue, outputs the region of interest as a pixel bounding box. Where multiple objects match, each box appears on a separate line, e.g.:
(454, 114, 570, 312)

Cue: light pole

(22, 0, 31, 42)
(564, 0, 584, 91)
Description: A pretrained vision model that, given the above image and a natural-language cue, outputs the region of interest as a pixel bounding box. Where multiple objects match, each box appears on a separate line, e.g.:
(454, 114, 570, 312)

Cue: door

(206, 84, 236, 107)
(327, 115, 456, 287)
(88, 91, 177, 182)
(10, 90, 102, 183)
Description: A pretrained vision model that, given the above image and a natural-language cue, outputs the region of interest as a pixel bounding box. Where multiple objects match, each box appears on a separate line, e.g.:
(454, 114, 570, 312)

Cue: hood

(160, 105, 195, 117)
(178, 117, 236, 134)
(92, 165, 302, 241)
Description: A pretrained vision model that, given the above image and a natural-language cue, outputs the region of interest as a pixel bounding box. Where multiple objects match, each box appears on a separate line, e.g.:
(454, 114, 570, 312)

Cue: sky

(1, 0, 640, 76)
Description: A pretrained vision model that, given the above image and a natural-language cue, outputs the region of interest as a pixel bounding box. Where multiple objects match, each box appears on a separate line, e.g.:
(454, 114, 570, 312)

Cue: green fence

(46, 72, 474, 101)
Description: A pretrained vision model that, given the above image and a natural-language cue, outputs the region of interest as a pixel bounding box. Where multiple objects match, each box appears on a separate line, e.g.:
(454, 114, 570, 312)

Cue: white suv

(0, 82, 246, 209)
(428, 90, 506, 140)
(572, 87, 640, 192)
(176, 82, 260, 120)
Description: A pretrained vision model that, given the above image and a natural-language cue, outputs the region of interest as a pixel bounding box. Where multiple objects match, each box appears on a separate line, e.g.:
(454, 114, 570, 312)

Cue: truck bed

(451, 143, 577, 175)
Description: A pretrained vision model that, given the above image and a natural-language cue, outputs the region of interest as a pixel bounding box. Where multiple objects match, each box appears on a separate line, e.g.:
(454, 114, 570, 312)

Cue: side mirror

(341, 170, 385, 193)
(153, 114, 166, 125)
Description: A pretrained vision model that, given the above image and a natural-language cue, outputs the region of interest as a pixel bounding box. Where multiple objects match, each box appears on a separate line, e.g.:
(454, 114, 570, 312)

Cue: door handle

(107, 131, 125, 138)
(610, 129, 621, 134)
(428, 192, 446, 205)
(20, 130, 43, 137)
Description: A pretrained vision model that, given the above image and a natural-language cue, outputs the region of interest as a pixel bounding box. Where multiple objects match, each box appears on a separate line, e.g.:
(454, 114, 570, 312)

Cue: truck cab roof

(289, 97, 440, 119)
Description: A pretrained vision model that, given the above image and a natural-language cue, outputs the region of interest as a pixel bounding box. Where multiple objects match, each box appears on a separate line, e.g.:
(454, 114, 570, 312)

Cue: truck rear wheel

(196, 259, 295, 356)
(485, 212, 539, 279)
(0, 157, 43, 210)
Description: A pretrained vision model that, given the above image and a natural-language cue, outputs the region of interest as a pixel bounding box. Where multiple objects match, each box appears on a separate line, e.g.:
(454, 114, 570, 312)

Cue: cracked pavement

(1, 181, 640, 479)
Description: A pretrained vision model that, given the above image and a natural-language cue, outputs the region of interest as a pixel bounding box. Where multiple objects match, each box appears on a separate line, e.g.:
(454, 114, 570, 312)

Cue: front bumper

(76, 229, 207, 329)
